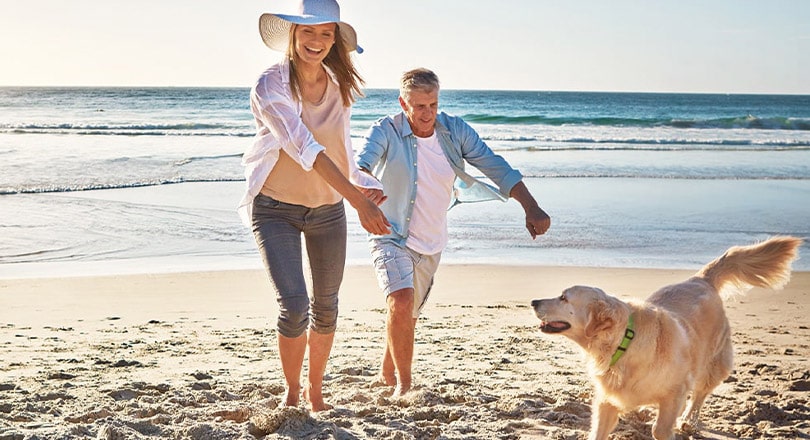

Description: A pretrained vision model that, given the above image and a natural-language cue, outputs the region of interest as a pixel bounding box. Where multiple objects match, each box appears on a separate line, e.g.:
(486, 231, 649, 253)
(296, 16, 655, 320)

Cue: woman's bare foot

(303, 384, 333, 412)
(392, 382, 411, 397)
(283, 385, 300, 407)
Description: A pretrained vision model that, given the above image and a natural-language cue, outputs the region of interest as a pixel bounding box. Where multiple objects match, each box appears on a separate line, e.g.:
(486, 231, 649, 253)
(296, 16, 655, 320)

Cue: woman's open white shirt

(238, 60, 382, 227)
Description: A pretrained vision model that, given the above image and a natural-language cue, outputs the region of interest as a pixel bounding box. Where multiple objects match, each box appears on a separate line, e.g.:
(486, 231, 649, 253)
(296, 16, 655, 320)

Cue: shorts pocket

(372, 248, 414, 292)
(372, 252, 395, 290)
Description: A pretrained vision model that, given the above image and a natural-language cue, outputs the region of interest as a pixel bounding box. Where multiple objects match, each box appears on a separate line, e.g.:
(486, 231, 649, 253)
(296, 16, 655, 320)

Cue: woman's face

(293, 23, 337, 65)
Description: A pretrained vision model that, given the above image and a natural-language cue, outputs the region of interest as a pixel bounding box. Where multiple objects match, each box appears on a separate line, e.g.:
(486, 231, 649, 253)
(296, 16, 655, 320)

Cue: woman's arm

(312, 152, 390, 235)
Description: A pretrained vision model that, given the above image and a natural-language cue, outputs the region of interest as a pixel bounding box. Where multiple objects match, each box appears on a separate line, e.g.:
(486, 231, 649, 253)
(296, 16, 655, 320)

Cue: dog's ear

(585, 300, 619, 339)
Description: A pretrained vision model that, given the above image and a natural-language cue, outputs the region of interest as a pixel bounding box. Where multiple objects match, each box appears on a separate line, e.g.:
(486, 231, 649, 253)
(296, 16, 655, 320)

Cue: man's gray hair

(400, 68, 440, 98)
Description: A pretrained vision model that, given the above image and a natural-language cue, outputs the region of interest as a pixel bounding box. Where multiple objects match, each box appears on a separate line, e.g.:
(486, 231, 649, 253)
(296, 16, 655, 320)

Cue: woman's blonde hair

(286, 24, 365, 107)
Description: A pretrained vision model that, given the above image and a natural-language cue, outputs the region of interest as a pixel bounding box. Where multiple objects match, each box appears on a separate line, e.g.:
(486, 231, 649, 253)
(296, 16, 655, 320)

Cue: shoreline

(3, 178, 809, 277)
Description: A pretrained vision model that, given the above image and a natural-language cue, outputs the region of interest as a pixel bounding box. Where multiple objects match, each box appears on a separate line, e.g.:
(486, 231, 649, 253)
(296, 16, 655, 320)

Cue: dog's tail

(696, 236, 803, 299)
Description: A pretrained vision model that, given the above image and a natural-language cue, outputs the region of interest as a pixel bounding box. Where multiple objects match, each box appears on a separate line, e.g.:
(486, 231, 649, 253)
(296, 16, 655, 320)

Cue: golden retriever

(531, 236, 802, 440)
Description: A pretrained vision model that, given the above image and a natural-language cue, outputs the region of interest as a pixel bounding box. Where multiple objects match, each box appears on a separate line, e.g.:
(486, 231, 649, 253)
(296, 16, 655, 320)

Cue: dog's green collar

(610, 314, 635, 367)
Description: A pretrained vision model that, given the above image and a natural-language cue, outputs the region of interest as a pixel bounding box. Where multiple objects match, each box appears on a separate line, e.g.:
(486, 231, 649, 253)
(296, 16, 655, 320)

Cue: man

(356, 68, 551, 396)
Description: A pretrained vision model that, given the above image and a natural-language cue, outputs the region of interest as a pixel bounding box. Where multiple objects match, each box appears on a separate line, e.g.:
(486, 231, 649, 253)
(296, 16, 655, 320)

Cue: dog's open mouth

(540, 320, 571, 333)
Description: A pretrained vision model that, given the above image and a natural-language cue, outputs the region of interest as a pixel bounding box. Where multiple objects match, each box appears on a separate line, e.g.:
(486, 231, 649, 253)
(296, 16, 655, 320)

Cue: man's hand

(359, 187, 388, 206)
(509, 181, 551, 239)
(525, 206, 551, 239)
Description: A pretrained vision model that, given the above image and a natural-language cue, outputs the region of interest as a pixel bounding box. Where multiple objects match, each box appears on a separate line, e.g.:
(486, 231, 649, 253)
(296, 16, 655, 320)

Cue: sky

(1, 0, 808, 94)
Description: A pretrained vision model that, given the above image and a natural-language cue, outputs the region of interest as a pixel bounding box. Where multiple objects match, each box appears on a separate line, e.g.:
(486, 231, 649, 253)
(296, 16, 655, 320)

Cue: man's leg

(390, 251, 441, 395)
(385, 288, 415, 396)
(380, 341, 396, 386)
(380, 316, 418, 387)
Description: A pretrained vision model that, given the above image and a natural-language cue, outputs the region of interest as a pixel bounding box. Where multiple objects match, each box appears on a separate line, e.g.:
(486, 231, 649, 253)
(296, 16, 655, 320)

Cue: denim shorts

(251, 193, 347, 337)
(370, 241, 441, 318)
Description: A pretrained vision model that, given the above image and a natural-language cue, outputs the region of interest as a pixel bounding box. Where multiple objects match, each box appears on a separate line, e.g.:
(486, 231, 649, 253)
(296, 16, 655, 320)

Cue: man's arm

(509, 181, 551, 239)
(448, 116, 551, 238)
(355, 118, 396, 208)
(451, 116, 522, 197)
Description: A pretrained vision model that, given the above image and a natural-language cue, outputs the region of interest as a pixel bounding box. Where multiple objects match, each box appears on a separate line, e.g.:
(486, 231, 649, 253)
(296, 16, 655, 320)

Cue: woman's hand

(352, 197, 391, 235)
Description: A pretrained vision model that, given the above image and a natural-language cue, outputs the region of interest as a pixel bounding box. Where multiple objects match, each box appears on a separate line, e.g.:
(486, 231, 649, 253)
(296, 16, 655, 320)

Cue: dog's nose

(531, 299, 541, 308)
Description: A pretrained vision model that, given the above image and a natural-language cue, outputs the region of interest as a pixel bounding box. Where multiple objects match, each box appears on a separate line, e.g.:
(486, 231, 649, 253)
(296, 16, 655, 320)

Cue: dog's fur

(531, 236, 802, 440)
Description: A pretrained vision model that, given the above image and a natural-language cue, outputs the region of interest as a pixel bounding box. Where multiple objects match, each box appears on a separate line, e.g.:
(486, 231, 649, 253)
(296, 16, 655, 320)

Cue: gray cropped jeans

(251, 193, 346, 338)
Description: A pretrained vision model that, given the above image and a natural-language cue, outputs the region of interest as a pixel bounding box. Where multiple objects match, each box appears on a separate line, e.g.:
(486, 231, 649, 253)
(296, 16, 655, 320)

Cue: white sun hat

(259, 0, 363, 54)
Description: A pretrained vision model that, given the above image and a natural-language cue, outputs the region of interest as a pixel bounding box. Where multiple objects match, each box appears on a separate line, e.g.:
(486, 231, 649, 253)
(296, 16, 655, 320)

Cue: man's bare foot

(379, 372, 397, 387)
(303, 385, 333, 412)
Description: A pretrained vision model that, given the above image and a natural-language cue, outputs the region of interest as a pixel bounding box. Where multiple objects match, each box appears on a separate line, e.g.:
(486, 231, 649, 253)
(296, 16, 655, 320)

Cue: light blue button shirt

(356, 111, 523, 247)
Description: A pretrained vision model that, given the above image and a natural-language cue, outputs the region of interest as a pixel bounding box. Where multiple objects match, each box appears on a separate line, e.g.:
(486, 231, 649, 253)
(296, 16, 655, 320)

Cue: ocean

(1, 87, 809, 277)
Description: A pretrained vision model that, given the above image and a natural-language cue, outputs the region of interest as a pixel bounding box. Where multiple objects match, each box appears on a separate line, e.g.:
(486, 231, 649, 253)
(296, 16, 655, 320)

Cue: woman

(238, 0, 389, 411)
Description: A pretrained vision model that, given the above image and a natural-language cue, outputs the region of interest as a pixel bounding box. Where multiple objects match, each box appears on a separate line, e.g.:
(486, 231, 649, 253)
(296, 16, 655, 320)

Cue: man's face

(399, 89, 439, 138)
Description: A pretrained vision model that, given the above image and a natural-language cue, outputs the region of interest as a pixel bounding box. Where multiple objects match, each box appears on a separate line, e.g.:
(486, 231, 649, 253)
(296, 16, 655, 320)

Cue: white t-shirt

(406, 132, 456, 255)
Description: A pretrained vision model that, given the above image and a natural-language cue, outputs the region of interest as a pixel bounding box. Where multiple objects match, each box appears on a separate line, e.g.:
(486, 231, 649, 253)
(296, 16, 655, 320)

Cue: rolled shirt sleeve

(238, 63, 326, 226)
(250, 72, 325, 171)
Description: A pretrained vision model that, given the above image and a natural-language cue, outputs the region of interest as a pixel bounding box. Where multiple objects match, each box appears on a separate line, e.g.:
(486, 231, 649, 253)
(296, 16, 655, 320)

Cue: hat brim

(259, 13, 363, 54)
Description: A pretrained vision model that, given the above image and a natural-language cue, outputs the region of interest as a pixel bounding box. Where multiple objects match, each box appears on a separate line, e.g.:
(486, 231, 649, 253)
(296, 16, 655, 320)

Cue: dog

(531, 236, 802, 440)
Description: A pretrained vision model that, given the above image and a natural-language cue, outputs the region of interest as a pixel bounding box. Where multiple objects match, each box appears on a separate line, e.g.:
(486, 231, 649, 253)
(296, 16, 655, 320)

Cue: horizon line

(1, 84, 809, 97)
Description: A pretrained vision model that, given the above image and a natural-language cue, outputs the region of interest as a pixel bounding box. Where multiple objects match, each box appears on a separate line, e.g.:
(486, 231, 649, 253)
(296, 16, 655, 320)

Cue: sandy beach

(1, 264, 808, 439)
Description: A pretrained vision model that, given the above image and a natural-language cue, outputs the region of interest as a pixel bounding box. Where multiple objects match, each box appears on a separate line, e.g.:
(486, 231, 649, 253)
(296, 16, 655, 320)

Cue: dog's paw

(677, 418, 700, 435)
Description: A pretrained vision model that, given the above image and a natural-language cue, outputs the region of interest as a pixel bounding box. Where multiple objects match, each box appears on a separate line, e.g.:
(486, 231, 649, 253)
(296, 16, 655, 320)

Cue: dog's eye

(560, 294, 567, 302)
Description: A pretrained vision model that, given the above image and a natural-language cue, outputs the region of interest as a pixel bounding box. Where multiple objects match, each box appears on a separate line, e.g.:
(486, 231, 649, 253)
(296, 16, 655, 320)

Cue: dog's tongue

(540, 320, 572, 333)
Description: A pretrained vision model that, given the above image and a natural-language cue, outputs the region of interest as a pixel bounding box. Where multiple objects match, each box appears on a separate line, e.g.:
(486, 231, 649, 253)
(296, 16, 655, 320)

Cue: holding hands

(353, 170, 389, 235)
(359, 187, 387, 206)
(352, 188, 390, 235)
